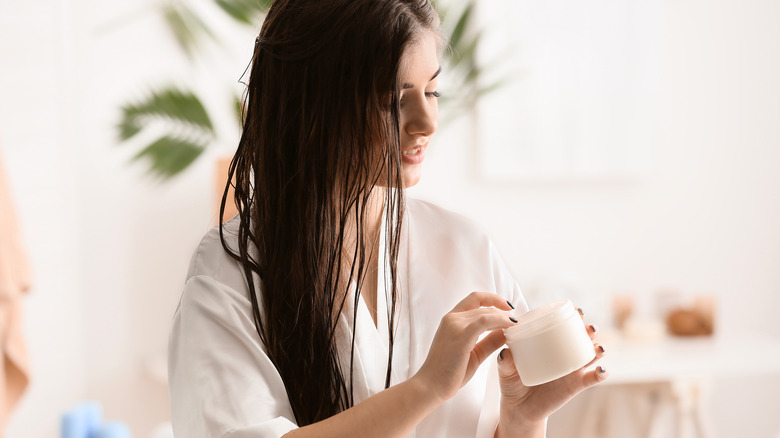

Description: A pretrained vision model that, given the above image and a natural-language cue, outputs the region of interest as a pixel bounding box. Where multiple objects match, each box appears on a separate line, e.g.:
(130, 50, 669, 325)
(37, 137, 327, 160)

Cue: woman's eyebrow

(402, 66, 443, 89)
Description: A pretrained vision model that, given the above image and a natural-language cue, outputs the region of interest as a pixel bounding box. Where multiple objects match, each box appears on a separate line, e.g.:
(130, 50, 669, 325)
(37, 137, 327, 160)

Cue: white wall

(1, 0, 778, 437)
(1, 1, 87, 436)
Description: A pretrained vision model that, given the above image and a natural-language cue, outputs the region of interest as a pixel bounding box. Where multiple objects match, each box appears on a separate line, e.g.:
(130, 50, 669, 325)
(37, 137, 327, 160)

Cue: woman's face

(396, 33, 440, 188)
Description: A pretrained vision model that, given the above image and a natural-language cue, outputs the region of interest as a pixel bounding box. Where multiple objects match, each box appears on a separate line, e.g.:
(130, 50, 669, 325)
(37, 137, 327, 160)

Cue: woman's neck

(343, 188, 385, 255)
(341, 188, 385, 326)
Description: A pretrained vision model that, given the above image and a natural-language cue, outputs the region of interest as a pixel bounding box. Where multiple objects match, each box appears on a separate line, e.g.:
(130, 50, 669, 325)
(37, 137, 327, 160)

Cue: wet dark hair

(219, 0, 439, 426)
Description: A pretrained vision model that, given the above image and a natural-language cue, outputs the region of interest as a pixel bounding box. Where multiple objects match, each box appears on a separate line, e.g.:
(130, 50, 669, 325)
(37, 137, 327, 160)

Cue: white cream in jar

(503, 299, 595, 386)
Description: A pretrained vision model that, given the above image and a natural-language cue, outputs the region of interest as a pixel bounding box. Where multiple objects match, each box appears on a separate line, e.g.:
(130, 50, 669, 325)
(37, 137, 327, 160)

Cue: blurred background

(1, 0, 779, 437)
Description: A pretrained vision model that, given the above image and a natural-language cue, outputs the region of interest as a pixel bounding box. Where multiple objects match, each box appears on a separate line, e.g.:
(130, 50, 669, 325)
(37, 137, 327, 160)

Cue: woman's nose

(403, 97, 438, 138)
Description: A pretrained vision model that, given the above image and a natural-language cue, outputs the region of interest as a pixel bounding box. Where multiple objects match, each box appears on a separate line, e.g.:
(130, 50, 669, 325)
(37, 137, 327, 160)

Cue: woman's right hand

(412, 291, 516, 402)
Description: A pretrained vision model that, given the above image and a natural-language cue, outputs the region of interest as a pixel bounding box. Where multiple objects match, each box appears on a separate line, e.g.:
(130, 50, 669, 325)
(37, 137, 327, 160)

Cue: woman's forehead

(399, 33, 440, 84)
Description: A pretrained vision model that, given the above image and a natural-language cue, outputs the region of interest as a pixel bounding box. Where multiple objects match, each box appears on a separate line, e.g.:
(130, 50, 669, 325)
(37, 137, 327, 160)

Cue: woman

(168, 0, 607, 437)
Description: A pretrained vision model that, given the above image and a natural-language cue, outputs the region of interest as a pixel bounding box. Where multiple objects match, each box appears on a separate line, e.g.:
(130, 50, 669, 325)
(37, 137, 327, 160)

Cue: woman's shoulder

(405, 197, 525, 309)
(184, 216, 250, 300)
(406, 197, 491, 244)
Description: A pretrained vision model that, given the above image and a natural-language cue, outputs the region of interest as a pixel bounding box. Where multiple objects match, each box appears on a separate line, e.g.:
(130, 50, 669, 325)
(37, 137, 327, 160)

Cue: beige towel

(0, 146, 31, 430)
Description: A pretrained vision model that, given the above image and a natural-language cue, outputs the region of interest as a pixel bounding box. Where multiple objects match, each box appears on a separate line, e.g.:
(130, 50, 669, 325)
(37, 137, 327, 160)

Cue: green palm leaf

(132, 135, 208, 178)
(119, 87, 215, 141)
(449, 30, 482, 70)
(438, 0, 514, 121)
(162, 3, 216, 56)
(447, 2, 474, 56)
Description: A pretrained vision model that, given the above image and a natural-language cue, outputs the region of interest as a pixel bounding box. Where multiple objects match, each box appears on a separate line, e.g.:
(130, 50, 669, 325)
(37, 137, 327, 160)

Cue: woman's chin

(402, 165, 423, 188)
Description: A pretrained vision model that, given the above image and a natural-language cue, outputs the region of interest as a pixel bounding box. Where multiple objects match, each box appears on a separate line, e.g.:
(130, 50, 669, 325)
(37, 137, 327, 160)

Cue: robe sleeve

(168, 275, 298, 438)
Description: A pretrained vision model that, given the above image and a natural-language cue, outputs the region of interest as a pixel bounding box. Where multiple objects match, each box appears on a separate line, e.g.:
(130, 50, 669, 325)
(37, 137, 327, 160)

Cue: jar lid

(504, 299, 577, 339)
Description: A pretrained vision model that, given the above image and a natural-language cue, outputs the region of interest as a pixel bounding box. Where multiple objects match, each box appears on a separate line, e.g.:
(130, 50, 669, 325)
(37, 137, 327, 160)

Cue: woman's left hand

(494, 310, 608, 436)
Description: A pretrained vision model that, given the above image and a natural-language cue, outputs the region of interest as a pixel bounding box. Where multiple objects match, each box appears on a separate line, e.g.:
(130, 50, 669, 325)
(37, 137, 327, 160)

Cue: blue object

(61, 402, 101, 438)
(81, 403, 102, 437)
(61, 402, 130, 438)
(61, 410, 86, 438)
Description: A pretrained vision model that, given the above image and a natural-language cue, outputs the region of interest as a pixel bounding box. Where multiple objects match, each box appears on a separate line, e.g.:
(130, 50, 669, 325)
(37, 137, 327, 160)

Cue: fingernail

(506, 300, 515, 310)
(589, 324, 598, 333)
(577, 307, 584, 317)
(499, 348, 505, 361)
(509, 317, 518, 323)
(598, 365, 607, 374)
(598, 345, 606, 354)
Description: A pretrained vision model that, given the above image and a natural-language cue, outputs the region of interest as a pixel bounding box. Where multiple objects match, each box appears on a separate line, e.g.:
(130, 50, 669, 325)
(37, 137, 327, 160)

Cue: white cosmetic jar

(503, 299, 595, 386)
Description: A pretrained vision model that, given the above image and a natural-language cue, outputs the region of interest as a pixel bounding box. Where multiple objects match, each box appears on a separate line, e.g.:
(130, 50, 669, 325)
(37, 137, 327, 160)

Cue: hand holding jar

(495, 301, 608, 437)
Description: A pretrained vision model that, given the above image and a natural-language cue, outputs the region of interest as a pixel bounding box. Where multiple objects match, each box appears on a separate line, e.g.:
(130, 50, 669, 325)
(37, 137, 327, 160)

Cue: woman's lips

(401, 146, 426, 165)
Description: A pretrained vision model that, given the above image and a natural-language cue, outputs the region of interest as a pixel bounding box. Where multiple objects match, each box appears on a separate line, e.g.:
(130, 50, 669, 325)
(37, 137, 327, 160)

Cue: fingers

(564, 343, 608, 392)
(456, 308, 517, 337)
(586, 322, 599, 340)
(575, 305, 597, 340)
(574, 305, 597, 339)
(580, 364, 609, 389)
(472, 329, 506, 366)
(584, 343, 606, 368)
(496, 347, 520, 381)
(451, 291, 514, 313)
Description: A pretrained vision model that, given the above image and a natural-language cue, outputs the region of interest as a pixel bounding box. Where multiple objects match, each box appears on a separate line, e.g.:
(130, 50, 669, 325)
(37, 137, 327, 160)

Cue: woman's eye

(425, 91, 441, 98)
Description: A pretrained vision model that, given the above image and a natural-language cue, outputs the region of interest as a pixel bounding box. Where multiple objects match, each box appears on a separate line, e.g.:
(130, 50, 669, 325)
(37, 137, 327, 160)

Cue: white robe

(168, 198, 529, 438)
